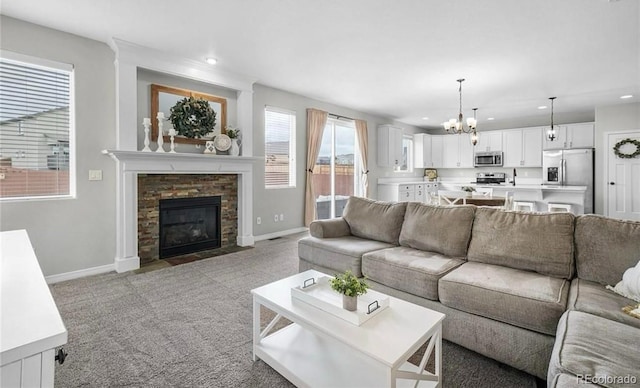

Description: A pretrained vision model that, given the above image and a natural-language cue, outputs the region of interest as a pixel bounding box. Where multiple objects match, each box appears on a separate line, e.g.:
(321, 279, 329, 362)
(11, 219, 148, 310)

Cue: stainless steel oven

(474, 151, 503, 167)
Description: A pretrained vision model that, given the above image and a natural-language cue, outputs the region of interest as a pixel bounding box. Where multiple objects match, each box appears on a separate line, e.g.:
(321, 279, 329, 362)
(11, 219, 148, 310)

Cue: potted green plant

(169, 96, 217, 139)
(225, 126, 241, 156)
(329, 270, 369, 311)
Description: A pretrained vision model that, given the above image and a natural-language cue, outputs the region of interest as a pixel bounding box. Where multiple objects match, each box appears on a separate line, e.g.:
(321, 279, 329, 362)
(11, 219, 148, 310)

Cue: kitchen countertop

(377, 179, 587, 192)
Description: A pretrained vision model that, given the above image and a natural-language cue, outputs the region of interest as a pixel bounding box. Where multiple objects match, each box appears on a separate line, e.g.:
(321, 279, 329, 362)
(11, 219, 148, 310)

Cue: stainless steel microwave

(474, 151, 503, 167)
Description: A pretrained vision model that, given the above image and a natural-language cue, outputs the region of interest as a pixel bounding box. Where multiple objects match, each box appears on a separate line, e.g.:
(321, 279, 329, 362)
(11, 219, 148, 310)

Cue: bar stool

(547, 203, 573, 213)
(514, 201, 536, 212)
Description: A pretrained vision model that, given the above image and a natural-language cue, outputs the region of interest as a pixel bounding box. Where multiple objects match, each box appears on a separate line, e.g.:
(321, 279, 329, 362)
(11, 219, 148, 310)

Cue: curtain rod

(328, 113, 355, 121)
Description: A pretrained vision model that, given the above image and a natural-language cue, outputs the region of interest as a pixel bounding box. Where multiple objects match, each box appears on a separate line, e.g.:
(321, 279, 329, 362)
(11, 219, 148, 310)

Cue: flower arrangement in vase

(226, 126, 241, 156)
(329, 270, 369, 311)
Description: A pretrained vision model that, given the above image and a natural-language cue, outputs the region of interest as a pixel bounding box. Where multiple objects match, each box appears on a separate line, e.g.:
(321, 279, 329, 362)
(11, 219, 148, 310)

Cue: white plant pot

(230, 139, 240, 156)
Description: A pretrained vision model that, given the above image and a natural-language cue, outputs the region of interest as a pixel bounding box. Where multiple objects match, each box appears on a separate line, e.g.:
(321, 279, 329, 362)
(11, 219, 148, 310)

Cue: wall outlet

(0, 173, 5, 180)
(279, 213, 284, 221)
(88, 170, 103, 181)
(274, 214, 279, 222)
(256, 217, 261, 225)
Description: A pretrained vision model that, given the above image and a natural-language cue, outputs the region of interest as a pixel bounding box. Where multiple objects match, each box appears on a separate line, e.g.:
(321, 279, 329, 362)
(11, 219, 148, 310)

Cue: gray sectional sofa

(298, 196, 640, 386)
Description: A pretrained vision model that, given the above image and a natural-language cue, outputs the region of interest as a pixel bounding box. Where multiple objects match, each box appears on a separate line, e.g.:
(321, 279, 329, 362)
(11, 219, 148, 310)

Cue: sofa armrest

(309, 218, 351, 238)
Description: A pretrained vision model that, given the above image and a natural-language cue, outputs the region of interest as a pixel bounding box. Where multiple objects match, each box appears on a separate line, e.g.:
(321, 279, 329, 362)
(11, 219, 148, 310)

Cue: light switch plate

(89, 170, 103, 181)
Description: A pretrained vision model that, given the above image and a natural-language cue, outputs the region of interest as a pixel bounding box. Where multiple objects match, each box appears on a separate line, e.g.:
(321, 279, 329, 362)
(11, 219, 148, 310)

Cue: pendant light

(546, 97, 557, 141)
(442, 78, 479, 146)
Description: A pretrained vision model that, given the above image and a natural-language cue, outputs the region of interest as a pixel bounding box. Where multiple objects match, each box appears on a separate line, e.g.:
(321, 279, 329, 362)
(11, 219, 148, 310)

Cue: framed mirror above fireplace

(150, 83, 227, 146)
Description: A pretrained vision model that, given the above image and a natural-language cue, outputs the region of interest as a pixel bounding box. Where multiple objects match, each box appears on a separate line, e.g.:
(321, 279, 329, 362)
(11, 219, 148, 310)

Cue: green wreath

(169, 97, 217, 139)
(613, 138, 640, 159)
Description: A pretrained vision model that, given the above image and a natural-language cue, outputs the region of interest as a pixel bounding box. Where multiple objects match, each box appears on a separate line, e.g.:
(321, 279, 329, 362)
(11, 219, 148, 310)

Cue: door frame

(603, 129, 640, 218)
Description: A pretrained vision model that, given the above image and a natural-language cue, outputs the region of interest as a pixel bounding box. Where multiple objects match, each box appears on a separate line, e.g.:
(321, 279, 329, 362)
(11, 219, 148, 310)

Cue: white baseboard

(237, 235, 255, 247)
(45, 263, 115, 284)
(254, 227, 308, 242)
(115, 255, 140, 273)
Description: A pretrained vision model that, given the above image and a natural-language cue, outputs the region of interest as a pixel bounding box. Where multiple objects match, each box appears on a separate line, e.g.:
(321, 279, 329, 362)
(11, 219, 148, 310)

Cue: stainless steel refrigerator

(542, 148, 594, 213)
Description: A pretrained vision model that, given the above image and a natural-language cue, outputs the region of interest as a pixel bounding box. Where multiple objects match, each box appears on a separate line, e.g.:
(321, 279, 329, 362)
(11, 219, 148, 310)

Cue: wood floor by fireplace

(159, 196, 221, 259)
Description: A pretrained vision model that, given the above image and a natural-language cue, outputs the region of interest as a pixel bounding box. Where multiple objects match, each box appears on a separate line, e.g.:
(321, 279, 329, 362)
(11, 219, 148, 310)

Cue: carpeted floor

(50, 232, 538, 387)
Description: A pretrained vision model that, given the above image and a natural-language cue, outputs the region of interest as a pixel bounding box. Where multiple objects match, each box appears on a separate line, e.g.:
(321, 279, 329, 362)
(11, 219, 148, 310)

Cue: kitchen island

(439, 182, 588, 214)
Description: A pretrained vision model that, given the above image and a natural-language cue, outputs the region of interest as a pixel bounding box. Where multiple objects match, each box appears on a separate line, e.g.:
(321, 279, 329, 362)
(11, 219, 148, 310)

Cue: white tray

(291, 276, 389, 326)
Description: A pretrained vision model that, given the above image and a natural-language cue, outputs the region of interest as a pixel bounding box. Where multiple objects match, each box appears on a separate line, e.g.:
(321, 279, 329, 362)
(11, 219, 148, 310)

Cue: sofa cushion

(467, 207, 575, 279)
(549, 311, 640, 387)
(342, 196, 406, 244)
(309, 218, 351, 238)
(298, 236, 394, 277)
(399, 202, 475, 257)
(575, 214, 640, 286)
(362, 246, 465, 300)
(439, 262, 569, 335)
(567, 278, 640, 330)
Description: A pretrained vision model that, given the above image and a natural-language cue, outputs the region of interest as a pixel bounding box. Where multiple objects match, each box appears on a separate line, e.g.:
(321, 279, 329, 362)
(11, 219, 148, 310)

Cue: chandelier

(443, 78, 479, 145)
(546, 97, 557, 141)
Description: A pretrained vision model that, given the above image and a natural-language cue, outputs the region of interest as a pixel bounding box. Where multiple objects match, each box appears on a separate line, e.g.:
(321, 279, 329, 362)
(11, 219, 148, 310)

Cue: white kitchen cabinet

(503, 127, 543, 167)
(1, 230, 67, 388)
(378, 183, 426, 202)
(431, 135, 444, 168)
(442, 135, 474, 168)
(476, 130, 503, 152)
(414, 184, 426, 202)
(565, 123, 594, 148)
(414, 133, 432, 168)
(377, 125, 403, 167)
(542, 122, 594, 150)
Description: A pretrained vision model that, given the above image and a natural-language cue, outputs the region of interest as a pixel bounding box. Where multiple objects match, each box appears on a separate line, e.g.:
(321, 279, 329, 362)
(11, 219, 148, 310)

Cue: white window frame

(398, 134, 414, 172)
(264, 105, 296, 189)
(323, 117, 362, 213)
(0, 50, 76, 202)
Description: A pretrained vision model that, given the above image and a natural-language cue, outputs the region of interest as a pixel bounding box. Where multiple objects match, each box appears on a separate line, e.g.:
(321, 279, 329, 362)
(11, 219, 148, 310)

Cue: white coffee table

(251, 270, 445, 387)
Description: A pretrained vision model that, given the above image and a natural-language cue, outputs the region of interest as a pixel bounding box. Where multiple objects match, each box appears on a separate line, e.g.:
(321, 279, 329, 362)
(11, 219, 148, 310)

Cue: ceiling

(1, 0, 639, 130)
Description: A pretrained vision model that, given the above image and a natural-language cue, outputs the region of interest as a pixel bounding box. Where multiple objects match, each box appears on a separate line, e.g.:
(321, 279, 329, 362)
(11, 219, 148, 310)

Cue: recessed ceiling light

(620, 94, 633, 99)
(205, 57, 218, 65)
(422, 117, 429, 120)
(537, 106, 548, 110)
(487, 117, 495, 121)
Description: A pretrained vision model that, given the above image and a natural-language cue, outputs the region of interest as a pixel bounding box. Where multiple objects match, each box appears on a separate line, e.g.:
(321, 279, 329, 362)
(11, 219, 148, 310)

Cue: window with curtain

(0, 52, 74, 200)
(265, 106, 296, 188)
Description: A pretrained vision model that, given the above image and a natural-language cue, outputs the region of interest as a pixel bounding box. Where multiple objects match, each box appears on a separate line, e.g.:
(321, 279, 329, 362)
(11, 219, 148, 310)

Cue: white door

(606, 131, 640, 221)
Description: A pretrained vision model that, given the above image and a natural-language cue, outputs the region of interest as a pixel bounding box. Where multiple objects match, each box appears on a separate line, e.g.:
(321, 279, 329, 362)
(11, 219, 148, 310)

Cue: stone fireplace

(104, 150, 258, 272)
(138, 174, 237, 263)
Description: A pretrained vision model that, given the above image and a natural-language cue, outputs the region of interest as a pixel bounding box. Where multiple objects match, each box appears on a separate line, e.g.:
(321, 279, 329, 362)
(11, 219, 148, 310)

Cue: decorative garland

(613, 138, 640, 159)
(169, 97, 217, 139)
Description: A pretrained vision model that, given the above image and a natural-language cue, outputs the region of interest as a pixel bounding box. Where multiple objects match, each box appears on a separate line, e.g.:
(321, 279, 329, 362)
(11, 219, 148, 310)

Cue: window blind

(265, 106, 296, 188)
(0, 56, 72, 199)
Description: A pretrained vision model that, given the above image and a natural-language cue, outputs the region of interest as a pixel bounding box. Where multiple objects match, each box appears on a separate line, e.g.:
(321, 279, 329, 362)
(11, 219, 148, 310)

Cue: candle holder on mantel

(168, 128, 177, 153)
(156, 112, 165, 153)
(141, 118, 152, 152)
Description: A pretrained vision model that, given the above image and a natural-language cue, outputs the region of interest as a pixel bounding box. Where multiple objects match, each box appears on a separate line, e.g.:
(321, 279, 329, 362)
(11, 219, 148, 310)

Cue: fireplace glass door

(158, 196, 221, 258)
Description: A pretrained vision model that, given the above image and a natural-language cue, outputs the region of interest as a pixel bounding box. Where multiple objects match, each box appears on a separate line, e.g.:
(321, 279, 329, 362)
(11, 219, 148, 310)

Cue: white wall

(251, 84, 424, 237)
(594, 102, 640, 214)
(0, 16, 117, 276)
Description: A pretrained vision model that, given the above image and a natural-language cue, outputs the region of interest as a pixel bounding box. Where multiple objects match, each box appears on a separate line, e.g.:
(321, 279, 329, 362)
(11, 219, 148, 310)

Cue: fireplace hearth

(159, 196, 221, 259)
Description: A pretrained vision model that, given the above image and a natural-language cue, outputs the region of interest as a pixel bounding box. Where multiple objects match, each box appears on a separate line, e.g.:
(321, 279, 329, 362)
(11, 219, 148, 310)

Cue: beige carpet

(50, 232, 538, 387)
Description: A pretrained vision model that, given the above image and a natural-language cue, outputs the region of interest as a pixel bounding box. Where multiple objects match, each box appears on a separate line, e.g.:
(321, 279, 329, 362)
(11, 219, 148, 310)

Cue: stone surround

(138, 174, 238, 264)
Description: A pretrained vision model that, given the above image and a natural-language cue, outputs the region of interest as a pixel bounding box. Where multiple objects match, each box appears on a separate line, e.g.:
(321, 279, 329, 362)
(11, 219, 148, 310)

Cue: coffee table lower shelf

(255, 323, 437, 388)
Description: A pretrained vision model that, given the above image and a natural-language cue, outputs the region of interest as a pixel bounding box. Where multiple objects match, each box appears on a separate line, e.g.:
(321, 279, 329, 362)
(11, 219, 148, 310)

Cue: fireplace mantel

(104, 150, 260, 272)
